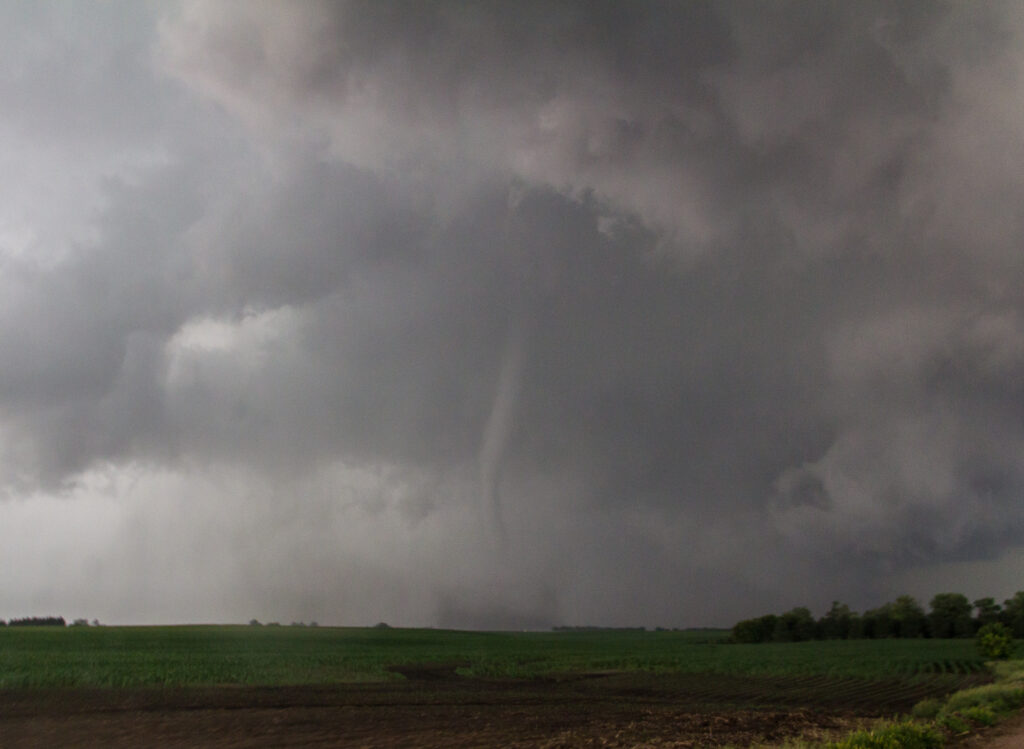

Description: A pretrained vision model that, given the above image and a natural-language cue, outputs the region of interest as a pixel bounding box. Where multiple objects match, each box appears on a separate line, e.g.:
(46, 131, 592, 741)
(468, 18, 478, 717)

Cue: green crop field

(3, 626, 1014, 746)
(0, 625, 997, 690)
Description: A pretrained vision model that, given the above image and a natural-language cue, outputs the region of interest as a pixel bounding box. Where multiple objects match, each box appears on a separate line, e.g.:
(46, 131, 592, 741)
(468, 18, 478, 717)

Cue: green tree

(891, 595, 927, 638)
(771, 615, 793, 642)
(818, 601, 855, 640)
(731, 614, 777, 643)
(789, 607, 818, 641)
(862, 604, 894, 638)
(846, 613, 865, 639)
(770, 607, 817, 642)
(1001, 591, 1024, 638)
(973, 597, 1002, 628)
(929, 593, 974, 638)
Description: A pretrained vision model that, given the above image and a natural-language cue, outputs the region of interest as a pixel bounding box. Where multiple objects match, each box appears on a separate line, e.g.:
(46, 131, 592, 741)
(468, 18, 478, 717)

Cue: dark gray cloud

(1, 1, 1023, 626)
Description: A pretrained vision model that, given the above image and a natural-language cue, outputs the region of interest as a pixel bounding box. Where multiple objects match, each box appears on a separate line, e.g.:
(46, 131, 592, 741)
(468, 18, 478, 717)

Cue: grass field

(0, 624, 995, 689)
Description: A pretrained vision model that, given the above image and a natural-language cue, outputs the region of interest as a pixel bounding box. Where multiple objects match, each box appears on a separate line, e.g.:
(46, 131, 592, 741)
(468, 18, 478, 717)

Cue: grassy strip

(824, 723, 944, 748)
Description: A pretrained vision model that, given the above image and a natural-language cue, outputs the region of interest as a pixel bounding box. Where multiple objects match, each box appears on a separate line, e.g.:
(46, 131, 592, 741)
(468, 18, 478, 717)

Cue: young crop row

(0, 625, 996, 688)
(914, 659, 985, 675)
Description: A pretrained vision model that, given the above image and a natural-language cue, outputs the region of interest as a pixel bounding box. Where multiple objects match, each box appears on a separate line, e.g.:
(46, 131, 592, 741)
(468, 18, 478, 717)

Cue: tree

(890, 595, 927, 638)
(846, 613, 865, 639)
(1002, 591, 1024, 638)
(731, 615, 777, 643)
(771, 615, 793, 642)
(929, 593, 973, 638)
(770, 608, 817, 642)
(862, 604, 894, 639)
(819, 601, 855, 640)
(789, 607, 818, 641)
(8, 616, 65, 627)
(973, 597, 1002, 628)
(976, 622, 1015, 660)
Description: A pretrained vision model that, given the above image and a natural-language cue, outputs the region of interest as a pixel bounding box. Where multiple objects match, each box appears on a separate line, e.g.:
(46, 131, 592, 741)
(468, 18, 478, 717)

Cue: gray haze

(1, 1, 1023, 627)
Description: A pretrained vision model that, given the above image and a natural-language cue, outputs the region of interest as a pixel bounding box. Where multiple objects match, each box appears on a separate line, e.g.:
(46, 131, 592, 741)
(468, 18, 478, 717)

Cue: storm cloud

(1, 1, 1023, 627)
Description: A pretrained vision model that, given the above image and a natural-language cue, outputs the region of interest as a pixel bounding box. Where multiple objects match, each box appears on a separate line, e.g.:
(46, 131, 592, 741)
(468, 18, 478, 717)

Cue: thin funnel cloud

(478, 311, 527, 546)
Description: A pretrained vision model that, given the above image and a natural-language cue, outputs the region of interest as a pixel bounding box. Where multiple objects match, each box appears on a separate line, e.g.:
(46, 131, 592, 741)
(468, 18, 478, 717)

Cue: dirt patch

(949, 709, 1024, 749)
(0, 678, 880, 748)
(384, 662, 470, 680)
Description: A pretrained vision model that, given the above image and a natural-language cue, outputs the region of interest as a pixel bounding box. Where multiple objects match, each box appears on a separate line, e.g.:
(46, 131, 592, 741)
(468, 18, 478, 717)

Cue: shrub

(937, 712, 971, 734)
(943, 682, 1024, 715)
(910, 698, 942, 719)
(828, 721, 942, 748)
(960, 705, 997, 726)
(976, 622, 1015, 659)
(991, 659, 1024, 683)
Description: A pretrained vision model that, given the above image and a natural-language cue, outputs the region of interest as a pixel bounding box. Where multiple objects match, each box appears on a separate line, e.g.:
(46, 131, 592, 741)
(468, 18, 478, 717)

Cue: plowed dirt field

(0, 672, 988, 748)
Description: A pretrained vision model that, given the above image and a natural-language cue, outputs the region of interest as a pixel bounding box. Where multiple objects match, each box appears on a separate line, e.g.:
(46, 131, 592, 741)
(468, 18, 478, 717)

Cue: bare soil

(0, 673, 977, 748)
(951, 709, 1024, 749)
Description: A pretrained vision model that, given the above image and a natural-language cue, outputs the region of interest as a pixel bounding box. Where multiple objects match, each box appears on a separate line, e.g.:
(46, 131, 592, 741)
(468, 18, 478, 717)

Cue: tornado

(478, 314, 526, 546)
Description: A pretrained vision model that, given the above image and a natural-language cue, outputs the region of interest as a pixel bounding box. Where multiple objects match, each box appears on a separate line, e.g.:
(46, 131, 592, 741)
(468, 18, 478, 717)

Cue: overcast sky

(1, 1, 1023, 628)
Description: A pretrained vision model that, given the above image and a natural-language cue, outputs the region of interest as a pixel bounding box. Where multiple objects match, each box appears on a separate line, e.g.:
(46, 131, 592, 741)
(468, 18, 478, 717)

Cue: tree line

(732, 592, 1024, 643)
(1, 616, 66, 627)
